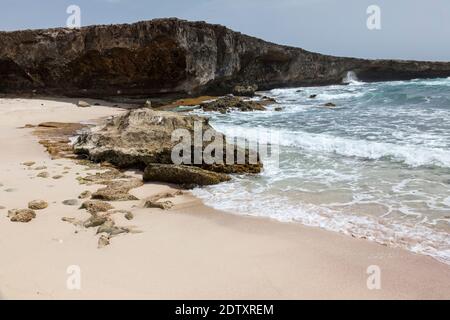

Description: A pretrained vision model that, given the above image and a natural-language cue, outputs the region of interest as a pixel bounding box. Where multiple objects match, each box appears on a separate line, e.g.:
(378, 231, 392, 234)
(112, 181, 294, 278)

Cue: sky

(1, 0, 449, 61)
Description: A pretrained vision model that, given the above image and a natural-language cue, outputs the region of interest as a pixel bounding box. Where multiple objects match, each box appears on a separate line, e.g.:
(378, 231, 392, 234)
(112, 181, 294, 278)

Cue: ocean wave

(213, 124, 450, 168)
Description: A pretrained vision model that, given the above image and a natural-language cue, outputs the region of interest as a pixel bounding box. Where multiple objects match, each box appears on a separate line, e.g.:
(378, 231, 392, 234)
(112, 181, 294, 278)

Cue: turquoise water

(192, 78, 450, 264)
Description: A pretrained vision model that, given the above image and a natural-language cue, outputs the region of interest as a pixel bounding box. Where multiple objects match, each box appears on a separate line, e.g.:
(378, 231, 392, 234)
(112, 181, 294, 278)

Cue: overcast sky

(1, 0, 449, 61)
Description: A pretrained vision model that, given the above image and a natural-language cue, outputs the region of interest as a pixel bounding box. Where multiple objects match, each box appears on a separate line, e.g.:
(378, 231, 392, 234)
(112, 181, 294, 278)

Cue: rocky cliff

(1, 18, 450, 98)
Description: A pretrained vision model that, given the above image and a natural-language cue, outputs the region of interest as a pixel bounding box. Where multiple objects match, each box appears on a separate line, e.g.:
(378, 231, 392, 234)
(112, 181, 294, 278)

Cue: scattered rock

(124, 212, 134, 220)
(62, 199, 79, 206)
(28, 200, 48, 210)
(84, 215, 109, 228)
(232, 84, 258, 97)
(80, 200, 114, 214)
(52, 175, 63, 179)
(37, 172, 50, 178)
(143, 164, 231, 186)
(61, 217, 83, 227)
(274, 107, 283, 111)
(91, 178, 143, 201)
(22, 161, 35, 167)
(8, 209, 36, 223)
(98, 235, 110, 248)
(34, 166, 47, 170)
(77, 100, 91, 108)
(323, 102, 336, 107)
(78, 190, 92, 199)
(144, 200, 173, 210)
(0, 206, 5, 210)
(309, 94, 317, 98)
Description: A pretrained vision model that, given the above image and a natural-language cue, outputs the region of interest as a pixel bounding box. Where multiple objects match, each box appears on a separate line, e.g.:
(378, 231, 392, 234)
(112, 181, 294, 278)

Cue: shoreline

(0, 97, 449, 299)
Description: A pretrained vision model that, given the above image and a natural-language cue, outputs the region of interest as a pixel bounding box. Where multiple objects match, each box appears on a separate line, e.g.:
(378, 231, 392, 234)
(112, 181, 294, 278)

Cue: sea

(192, 75, 450, 264)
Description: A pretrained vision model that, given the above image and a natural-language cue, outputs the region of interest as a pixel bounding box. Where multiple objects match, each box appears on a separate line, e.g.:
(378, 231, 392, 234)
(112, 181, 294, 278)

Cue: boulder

(8, 209, 36, 222)
(74, 109, 262, 174)
(28, 200, 48, 210)
(143, 163, 230, 186)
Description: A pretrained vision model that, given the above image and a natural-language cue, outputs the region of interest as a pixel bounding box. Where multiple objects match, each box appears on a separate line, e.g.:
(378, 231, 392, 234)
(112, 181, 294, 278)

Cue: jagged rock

(8, 209, 36, 222)
(144, 200, 174, 210)
(92, 187, 138, 201)
(232, 84, 258, 97)
(144, 163, 230, 186)
(78, 190, 92, 199)
(124, 212, 134, 220)
(84, 215, 109, 228)
(28, 200, 48, 210)
(98, 235, 110, 248)
(62, 199, 79, 206)
(74, 109, 262, 174)
(1, 19, 450, 97)
(80, 200, 114, 214)
(36, 171, 50, 178)
(200, 96, 266, 113)
(77, 100, 91, 108)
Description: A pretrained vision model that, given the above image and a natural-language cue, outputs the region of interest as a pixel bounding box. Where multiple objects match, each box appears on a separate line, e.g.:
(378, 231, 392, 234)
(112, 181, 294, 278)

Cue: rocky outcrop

(74, 108, 262, 174)
(200, 96, 268, 113)
(1, 18, 450, 97)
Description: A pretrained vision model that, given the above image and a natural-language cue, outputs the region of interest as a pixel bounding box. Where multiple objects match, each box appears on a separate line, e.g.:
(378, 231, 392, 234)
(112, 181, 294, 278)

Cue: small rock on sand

(28, 200, 48, 210)
(52, 175, 63, 180)
(8, 209, 36, 223)
(78, 190, 92, 199)
(144, 200, 174, 210)
(80, 200, 114, 214)
(0, 206, 5, 210)
(124, 212, 134, 220)
(37, 172, 50, 178)
(22, 161, 35, 167)
(4, 188, 16, 192)
(77, 100, 91, 108)
(34, 166, 47, 170)
(62, 199, 79, 206)
(324, 102, 336, 107)
(98, 235, 110, 248)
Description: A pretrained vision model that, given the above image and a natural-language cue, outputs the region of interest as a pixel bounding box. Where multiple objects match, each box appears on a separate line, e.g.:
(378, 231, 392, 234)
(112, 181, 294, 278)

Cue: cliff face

(1, 18, 450, 97)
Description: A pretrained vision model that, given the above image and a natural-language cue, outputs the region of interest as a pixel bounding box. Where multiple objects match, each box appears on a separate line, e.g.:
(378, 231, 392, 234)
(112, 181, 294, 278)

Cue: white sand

(0, 98, 449, 300)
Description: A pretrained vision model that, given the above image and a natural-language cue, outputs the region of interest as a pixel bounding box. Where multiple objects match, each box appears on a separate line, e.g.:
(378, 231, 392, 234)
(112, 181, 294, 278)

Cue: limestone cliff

(1, 18, 450, 97)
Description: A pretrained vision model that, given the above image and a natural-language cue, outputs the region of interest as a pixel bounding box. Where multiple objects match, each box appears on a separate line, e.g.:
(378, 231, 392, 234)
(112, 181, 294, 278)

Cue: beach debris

(62, 199, 79, 206)
(78, 190, 92, 199)
(8, 209, 36, 223)
(98, 235, 110, 248)
(80, 200, 114, 214)
(28, 200, 48, 210)
(37, 172, 50, 178)
(77, 100, 91, 108)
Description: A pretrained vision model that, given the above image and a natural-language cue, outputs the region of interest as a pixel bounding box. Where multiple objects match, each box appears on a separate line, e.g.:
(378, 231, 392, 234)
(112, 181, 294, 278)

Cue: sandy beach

(1, 97, 450, 300)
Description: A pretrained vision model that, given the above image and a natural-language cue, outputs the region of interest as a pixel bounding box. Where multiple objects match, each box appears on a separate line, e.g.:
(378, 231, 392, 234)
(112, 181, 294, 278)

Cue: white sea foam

(213, 124, 450, 168)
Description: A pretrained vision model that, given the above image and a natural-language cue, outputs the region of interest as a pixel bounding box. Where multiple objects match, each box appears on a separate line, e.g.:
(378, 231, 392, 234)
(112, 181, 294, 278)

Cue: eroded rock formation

(1, 18, 450, 97)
